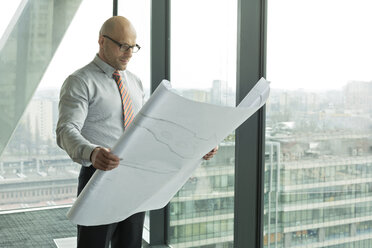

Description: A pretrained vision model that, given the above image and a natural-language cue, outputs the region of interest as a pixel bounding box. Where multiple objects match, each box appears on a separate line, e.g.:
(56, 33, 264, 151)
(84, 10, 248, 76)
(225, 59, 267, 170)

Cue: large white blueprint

(67, 78, 270, 226)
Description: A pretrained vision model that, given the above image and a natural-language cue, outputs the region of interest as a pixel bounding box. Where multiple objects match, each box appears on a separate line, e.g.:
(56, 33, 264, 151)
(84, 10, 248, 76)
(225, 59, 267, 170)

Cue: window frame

(148, 0, 267, 247)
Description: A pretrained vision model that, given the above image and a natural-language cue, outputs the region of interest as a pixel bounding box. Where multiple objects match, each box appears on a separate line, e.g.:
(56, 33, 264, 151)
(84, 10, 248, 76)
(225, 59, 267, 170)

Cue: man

(56, 16, 218, 248)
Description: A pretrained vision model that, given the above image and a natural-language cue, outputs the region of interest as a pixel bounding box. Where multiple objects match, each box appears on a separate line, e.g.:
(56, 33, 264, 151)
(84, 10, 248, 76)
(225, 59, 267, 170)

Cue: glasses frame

(102, 35, 141, 53)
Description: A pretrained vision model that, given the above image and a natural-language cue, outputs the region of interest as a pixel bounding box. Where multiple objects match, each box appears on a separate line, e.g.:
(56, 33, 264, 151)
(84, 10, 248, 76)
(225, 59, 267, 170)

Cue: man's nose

(123, 48, 133, 56)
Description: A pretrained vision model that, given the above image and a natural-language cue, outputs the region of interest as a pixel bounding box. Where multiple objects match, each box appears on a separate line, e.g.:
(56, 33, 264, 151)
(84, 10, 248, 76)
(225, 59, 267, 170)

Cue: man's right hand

(90, 147, 120, 171)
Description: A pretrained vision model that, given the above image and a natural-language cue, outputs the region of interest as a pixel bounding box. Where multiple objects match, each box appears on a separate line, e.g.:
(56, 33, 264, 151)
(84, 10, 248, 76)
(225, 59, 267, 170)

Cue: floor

(0, 207, 75, 248)
(0, 207, 150, 248)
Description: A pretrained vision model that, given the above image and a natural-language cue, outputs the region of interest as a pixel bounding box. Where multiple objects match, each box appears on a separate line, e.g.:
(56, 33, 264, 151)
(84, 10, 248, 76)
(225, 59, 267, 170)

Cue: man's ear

(98, 35, 105, 48)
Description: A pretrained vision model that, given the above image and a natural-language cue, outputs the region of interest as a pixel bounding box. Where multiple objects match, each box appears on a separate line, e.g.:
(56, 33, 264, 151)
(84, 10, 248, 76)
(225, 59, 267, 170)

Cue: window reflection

(0, 0, 112, 211)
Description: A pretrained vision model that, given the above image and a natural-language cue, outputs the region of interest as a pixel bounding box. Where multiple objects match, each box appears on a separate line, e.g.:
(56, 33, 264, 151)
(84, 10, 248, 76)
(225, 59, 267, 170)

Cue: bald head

(99, 16, 136, 38)
(98, 16, 137, 70)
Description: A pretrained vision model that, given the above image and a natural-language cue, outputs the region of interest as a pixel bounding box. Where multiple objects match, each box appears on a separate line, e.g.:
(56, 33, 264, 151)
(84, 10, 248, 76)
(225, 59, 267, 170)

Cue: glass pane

(118, 0, 150, 100)
(0, 0, 22, 38)
(169, 0, 237, 247)
(0, 0, 112, 211)
(264, 0, 372, 247)
(0, 0, 84, 155)
(118, 0, 151, 237)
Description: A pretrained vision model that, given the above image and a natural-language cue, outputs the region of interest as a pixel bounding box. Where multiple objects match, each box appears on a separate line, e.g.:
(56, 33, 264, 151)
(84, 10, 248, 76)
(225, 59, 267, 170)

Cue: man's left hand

(203, 146, 219, 160)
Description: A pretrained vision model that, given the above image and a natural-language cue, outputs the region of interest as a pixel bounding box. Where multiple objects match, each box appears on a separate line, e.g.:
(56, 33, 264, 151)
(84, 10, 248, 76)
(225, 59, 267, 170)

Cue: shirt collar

(93, 54, 124, 78)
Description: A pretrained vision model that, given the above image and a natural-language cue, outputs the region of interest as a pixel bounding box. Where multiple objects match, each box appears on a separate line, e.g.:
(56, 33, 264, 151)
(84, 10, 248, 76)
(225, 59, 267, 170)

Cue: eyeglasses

(102, 35, 141, 53)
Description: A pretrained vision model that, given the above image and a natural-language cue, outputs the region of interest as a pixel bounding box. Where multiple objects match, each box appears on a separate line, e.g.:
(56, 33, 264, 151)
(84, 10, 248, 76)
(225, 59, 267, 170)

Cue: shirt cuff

(81, 144, 99, 167)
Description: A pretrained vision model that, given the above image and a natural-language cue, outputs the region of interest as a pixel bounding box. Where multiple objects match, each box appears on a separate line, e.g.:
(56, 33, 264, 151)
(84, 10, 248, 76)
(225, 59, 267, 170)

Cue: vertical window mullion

(149, 0, 170, 246)
(235, 0, 267, 247)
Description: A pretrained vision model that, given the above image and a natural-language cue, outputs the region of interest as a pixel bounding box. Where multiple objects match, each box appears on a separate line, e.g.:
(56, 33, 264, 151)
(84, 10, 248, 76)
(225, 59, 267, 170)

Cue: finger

(203, 155, 211, 160)
(99, 155, 119, 168)
(102, 150, 120, 162)
(97, 159, 118, 170)
(97, 154, 117, 164)
(106, 153, 120, 162)
(204, 152, 216, 160)
(108, 163, 119, 170)
(95, 153, 116, 167)
(99, 151, 119, 164)
(97, 158, 112, 169)
(96, 162, 115, 171)
(206, 151, 215, 156)
(96, 154, 112, 166)
(93, 161, 107, 171)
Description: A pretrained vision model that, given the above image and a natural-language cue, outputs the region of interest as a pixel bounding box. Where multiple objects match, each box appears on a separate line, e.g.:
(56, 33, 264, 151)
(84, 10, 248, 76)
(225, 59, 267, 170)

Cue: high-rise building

(24, 98, 54, 143)
(264, 89, 372, 248)
(344, 81, 372, 114)
(169, 142, 235, 248)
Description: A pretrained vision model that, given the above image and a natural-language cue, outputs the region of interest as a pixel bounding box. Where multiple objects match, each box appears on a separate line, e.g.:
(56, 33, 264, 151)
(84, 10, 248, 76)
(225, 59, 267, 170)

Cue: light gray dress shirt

(56, 55, 145, 167)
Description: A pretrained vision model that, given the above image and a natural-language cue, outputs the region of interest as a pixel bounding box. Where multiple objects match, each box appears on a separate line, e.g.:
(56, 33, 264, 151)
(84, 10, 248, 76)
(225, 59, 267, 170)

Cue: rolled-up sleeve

(56, 75, 98, 167)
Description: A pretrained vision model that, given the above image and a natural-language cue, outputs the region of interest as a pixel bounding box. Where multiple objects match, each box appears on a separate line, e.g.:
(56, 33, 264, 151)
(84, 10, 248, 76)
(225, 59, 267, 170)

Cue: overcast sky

(1, 0, 372, 92)
(267, 0, 372, 90)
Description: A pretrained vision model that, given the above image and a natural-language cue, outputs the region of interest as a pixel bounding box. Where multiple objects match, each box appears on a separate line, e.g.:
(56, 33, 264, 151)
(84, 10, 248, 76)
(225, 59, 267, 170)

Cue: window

(264, 0, 372, 247)
(0, 0, 112, 211)
(168, 0, 237, 247)
(118, 0, 151, 236)
(118, 0, 151, 99)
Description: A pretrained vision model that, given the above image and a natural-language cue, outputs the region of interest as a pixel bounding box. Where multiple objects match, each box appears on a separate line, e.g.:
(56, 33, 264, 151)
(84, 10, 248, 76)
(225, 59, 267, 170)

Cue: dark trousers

(77, 166, 145, 248)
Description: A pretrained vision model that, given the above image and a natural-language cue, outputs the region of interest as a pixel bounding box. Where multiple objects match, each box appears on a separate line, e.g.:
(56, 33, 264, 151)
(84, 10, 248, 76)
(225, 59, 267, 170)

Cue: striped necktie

(113, 70, 135, 128)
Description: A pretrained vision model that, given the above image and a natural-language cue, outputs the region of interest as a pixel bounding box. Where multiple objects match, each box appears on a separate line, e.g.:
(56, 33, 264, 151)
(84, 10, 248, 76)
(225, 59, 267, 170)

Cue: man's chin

(116, 65, 127, 71)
